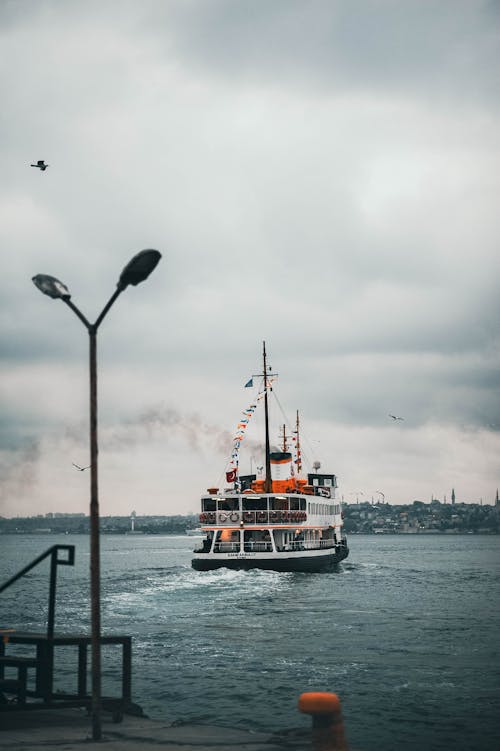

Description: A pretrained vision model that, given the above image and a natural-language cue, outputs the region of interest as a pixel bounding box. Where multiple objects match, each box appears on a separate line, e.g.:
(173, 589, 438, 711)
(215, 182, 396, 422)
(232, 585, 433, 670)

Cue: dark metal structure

(0, 545, 133, 717)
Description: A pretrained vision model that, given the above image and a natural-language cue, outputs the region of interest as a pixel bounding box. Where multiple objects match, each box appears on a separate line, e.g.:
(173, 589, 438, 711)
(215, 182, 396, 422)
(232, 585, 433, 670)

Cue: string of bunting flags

(225, 376, 276, 484)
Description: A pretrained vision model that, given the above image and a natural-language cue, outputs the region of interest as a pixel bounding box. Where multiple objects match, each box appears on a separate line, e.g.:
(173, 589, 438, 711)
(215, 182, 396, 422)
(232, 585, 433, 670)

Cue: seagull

(72, 462, 91, 471)
(389, 414, 404, 421)
(31, 160, 49, 171)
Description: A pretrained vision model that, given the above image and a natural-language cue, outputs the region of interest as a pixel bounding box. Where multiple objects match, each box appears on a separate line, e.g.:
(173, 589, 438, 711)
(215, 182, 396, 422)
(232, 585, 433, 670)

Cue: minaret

(130, 510, 137, 532)
(451, 488, 455, 505)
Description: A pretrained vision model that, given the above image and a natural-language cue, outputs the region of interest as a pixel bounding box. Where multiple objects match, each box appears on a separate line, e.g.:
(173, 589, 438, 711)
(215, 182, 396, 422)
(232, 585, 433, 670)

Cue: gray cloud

(1, 1, 499, 513)
(152, 0, 500, 104)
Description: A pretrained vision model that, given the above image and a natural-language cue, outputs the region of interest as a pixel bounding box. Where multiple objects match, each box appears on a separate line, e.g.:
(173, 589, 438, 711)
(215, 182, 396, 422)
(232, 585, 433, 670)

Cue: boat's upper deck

(199, 492, 342, 527)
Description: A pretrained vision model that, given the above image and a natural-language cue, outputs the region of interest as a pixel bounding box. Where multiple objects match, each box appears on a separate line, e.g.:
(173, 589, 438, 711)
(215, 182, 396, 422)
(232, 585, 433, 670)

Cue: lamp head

(117, 249, 161, 290)
(32, 274, 71, 299)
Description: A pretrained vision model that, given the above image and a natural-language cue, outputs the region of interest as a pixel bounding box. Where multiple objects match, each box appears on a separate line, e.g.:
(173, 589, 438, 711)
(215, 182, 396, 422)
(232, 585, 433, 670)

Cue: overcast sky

(1, 0, 499, 517)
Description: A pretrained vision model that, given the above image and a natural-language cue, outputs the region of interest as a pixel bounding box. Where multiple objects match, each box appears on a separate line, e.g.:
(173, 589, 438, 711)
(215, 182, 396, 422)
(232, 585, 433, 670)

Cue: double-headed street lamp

(33, 249, 161, 740)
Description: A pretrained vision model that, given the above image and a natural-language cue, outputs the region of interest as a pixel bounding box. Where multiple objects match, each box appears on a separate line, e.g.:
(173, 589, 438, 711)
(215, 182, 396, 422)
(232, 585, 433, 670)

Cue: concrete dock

(0, 708, 312, 750)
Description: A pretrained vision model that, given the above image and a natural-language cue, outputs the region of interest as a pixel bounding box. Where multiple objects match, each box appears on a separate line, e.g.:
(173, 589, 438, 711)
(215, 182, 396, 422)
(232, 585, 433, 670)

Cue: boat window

(243, 529, 272, 552)
(202, 498, 216, 512)
(290, 497, 301, 510)
(242, 497, 268, 511)
(200, 532, 213, 552)
(272, 497, 289, 511)
(214, 528, 240, 552)
(217, 497, 239, 511)
(300, 498, 306, 511)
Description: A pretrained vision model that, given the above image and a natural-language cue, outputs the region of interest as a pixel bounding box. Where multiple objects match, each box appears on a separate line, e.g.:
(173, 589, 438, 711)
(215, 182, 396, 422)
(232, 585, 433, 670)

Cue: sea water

(0, 533, 498, 750)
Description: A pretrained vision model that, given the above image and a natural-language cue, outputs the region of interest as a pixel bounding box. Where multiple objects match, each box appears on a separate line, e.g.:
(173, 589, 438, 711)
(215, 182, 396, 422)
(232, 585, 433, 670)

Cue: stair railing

(0, 545, 75, 638)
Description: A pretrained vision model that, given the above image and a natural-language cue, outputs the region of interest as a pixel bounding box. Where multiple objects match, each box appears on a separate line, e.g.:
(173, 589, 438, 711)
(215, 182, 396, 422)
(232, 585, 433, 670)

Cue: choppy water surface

(1, 534, 499, 750)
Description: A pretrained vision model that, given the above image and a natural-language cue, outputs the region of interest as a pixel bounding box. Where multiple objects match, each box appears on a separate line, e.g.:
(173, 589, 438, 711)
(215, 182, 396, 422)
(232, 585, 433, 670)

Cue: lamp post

(32, 249, 161, 740)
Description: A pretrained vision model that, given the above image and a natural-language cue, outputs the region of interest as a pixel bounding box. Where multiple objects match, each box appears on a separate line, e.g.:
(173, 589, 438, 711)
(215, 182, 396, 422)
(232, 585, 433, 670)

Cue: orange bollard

(298, 692, 348, 751)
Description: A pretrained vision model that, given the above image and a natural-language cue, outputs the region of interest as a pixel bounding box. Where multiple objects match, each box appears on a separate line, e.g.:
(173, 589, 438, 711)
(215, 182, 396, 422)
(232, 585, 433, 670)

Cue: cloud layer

(1, 1, 499, 516)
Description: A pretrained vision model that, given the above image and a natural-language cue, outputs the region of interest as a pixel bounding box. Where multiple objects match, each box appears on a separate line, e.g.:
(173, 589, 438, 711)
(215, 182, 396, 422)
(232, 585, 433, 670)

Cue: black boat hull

(192, 545, 349, 572)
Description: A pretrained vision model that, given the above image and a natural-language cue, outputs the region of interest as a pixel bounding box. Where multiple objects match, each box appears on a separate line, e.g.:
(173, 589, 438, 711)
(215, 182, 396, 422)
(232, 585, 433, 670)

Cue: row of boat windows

(195, 527, 342, 554)
(310, 503, 341, 516)
(202, 497, 307, 512)
(201, 497, 341, 515)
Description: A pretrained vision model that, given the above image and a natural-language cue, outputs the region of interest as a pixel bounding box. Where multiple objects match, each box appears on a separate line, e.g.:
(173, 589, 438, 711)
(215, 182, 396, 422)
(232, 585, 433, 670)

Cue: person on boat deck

(294, 531, 305, 548)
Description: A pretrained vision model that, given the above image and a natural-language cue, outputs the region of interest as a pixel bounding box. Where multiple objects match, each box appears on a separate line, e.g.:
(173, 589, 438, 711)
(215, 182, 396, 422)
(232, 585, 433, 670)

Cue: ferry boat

(191, 343, 349, 572)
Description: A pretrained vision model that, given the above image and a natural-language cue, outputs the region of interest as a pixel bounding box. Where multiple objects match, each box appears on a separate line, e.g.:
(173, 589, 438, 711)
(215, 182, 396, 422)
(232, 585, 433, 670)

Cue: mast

(294, 410, 302, 474)
(263, 340, 272, 493)
(281, 424, 287, 452)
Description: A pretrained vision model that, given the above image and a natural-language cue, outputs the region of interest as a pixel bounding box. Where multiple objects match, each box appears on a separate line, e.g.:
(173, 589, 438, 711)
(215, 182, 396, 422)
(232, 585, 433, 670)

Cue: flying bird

(31, 160, 49, 171)
(388, 414, 404, 421)
(72, 463, 91, 471)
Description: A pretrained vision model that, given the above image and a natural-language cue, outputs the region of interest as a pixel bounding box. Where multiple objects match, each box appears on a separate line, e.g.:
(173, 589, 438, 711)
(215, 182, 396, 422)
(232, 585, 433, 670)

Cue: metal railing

(197, 538, 348, 555)
(213, 542, 240, 553)
(243, 542, 273, 552)
(0, 545, 75, 638)
(212, 510, 307, 525)
(0, 545, 133, 715)
(277, 539, 338, 552)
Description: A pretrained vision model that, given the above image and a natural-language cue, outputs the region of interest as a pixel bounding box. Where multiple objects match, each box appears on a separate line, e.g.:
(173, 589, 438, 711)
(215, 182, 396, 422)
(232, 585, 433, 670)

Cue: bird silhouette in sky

(72, 462, 91, 471)
(389, 414, 404, 421)
(30, 160, 48, 171)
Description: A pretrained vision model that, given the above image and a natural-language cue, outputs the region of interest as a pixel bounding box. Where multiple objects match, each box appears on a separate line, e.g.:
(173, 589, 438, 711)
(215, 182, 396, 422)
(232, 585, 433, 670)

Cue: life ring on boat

(199, 513, 206, 523)
(219, 512, 228, 522)
(230, 512, 239, 522)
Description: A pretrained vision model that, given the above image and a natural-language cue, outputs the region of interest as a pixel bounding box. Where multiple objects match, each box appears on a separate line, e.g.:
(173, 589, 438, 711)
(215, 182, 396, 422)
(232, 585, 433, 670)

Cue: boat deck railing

(201, 510, 309, 526)
(279, 540, 337, 552)
(195, 539, 347, 554)
(243, 542, 273, 553)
